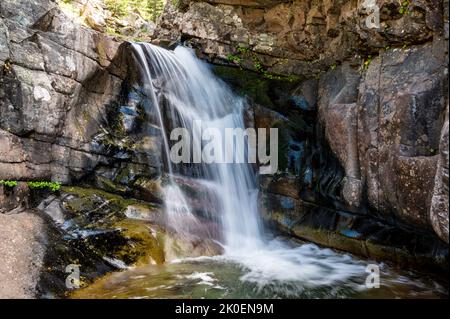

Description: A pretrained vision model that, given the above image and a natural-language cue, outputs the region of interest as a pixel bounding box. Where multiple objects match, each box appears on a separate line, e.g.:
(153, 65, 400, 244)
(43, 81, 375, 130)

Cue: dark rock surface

(179, 0, 449, 270)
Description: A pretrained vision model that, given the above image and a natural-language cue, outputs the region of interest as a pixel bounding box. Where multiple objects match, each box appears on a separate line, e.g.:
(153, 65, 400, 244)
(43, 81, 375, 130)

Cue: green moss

(363, 55, 373, 70)
(63, 186, 125, 205)
(213, 65, 273, 107)
(62, 186, 156, 210)
(224, 46, 301, 82)
(113, 219, 165, 265)
(1, 180, 61, 191)
(226, 54, 243, 65)
(95, 176, 128, 194)
(398, 0, 410, 14)
(27, 181, 61, 191)
(0, 180, 18, 188)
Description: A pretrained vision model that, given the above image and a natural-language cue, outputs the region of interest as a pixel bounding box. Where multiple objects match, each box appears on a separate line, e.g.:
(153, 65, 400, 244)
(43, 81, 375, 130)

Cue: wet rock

(34, 185, 223, 297)
(430, 105, 449, 243)
(260, 185, 449, 273)
(35, 186, 167, 297)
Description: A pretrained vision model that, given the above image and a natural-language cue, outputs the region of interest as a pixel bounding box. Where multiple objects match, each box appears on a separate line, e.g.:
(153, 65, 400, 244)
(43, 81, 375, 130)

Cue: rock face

(0, 210, 46, 298)
(156, 0, 449, 264)
(355, 43, 447, 229)
(0, 0, 165, 297)
(0, 0, 163, 193)
(156, 0, 444, 77)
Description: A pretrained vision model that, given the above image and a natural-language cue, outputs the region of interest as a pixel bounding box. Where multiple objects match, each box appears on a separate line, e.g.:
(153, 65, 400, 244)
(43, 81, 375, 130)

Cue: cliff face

(154, 0, 449, 247)
(0, 0, 163, 199)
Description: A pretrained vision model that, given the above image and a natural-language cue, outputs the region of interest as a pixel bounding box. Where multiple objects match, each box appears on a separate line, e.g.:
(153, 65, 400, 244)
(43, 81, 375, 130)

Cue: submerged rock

(33, 186, 222, 298)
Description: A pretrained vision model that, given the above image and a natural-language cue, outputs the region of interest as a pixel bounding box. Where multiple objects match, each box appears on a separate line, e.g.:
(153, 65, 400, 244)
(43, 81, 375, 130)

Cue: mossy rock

(213, 65, 273, 107)
(112, 219, 166, 266)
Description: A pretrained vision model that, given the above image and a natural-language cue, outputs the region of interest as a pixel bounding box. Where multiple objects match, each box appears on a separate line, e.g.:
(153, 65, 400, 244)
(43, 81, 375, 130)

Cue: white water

(131, 43, 262, 250)
(130, 43, 370, 288)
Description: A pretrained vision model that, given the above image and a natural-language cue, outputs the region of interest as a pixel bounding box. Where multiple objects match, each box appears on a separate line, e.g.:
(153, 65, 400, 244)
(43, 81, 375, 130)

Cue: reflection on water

(72, 239, 447, 299)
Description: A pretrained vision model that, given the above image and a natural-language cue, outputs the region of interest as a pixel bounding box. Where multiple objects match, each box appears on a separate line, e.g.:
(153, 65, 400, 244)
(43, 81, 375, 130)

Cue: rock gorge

(0, 0, 448, 298)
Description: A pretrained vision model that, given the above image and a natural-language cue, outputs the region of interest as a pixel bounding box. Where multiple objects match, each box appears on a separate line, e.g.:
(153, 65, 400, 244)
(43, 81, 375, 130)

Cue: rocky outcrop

(0, 0, 166, 297)
(157, 0, 449, 263)
(0, 0, 448, 294)
(35, 185, 221, 297)
(0, 0, 163, 193)
(156, 0, 444, 77)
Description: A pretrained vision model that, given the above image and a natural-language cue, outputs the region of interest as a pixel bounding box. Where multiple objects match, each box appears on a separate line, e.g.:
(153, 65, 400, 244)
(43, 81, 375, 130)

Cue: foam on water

(128, 43, 444, 296)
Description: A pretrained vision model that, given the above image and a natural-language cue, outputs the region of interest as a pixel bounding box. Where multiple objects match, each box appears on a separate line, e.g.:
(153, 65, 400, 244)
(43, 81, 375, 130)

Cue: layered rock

(155, 0, 444, 77)
(0, 0, 163, 193)
(156, 0, 449, 263)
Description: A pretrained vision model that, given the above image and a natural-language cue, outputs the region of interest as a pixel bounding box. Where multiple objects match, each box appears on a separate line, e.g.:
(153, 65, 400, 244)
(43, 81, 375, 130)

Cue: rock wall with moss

(153, 0, 449, 264)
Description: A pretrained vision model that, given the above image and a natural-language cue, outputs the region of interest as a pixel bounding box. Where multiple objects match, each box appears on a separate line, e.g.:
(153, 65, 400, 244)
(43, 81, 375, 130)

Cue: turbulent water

(76, 43, 446, 299)
(131, 43, 263, 250)
(72, 240, 447, 299)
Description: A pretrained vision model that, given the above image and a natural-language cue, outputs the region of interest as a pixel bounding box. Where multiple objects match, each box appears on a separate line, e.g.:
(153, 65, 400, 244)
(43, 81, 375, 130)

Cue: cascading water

(129, 42, 370, 285)
(105, 42, 446, 298)
(131, 43, 263, 251)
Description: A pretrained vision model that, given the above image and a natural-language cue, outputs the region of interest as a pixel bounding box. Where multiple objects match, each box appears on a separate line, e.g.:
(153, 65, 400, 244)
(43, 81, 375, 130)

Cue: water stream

(73, 43, 446, 299)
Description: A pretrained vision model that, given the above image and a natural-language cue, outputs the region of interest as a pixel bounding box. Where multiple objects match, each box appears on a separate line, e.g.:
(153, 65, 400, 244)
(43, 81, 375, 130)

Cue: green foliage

(0, 180, 18, 188)
(236, 46, 250, 54)
(398, 0, 410, 15)
(104, 0, 165, 22)
(226, 54, 242, 64)
(1, 180, 62, 191)
(363, 55, 373, 70)
(27, 181, 62, 192)
(225, 46, 300, 82)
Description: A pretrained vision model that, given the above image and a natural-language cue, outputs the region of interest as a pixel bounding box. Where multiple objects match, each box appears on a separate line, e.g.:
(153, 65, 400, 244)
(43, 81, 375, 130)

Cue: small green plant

(0, 180, 18, 188)
(227, 54, 242, 64)
(363, 55, 373, 70)
(27, 181, 62, 192)
(2, 59, 12, 75)
(236, 46, 250, 54)
(330, 63, 337, 71)
(398, 0, 410, 15)
(225, 46, 299, 82)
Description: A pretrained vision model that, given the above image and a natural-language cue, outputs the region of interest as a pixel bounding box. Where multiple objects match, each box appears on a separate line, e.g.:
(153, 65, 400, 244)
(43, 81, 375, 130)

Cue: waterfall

(131, 43, 263, 252)
(129, 43, 370, 289)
